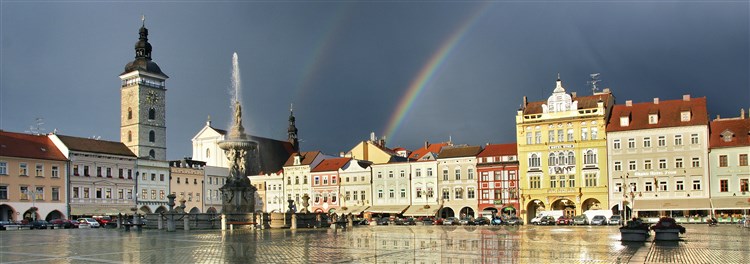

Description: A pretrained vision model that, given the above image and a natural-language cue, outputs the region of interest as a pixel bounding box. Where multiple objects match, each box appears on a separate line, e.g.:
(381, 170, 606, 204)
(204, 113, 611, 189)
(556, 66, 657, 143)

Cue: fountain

(219, 53, 258, 214)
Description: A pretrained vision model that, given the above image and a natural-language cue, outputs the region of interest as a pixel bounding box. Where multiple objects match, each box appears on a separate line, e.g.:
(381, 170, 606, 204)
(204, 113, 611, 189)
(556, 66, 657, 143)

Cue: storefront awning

(365, 205, 409, 214)
(633, 198, 711, 211)
(711, 197, 750, 210)
(337, 205, 369, 215)
(403, 205, 441, 217)
(70, 205, 134, 216)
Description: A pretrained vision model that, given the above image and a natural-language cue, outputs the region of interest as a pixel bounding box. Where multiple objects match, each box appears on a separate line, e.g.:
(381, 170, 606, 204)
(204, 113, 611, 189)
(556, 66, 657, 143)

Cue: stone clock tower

(120, 19, 169, 160)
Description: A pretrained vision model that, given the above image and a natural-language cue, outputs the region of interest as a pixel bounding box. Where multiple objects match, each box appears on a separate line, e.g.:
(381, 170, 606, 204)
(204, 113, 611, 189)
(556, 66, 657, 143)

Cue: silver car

(608, 215, 622, 225)
(590, 215, 607, 225)
(573, 215, 588, 225)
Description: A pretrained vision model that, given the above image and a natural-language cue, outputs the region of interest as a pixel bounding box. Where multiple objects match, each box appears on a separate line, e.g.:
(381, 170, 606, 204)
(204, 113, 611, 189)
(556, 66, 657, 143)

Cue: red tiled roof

(477, 143, 517, 157)
(410, 142, 450, 159)
(284, 151, 322, 166)
(523, 93, 614, 115)
(55, 134, 136, 157)
(0, 131, 67, 161)
(607, 97, 708, 132)
(311, 157, 351, 172)
(438, 145, 483, 159)
(709, 118, 750, 148)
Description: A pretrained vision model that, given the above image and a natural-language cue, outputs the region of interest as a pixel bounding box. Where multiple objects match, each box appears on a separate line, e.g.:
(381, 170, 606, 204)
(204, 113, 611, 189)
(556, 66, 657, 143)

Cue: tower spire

(288, 103, 299, 151)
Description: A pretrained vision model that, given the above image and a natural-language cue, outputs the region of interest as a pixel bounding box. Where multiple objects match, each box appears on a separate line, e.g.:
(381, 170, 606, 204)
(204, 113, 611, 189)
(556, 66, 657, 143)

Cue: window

(615, 183, 622, 193)
(149, 108, 156, 120)
(680, 111, 691, 122)
(691, 157, 700, 168)
(287, 177, 291, 185)
(467, 188, 475, 199)
(643, 137, 651, 148)
(692, 180, 701, 190)
(613, 139, 621, 150)
(548, 131, 555, 143)
(388, 171, 394, 178)
(645, 182, 653, 192)
(295, 176, 299, 184)
(644, 160, 652, 170)
(740, 154, 748, 166)
(151, 173, 156, 181)
(620, 116, 629, 126)
(142, 189, 147, 199)
(377, 172, 382, 179)
(584, 150, 597, 165)
(740, 179, 749, 192)
(535, 132, 541, 144)
(105, 188, 112, 199)
(20, 186, 29, 200)
(549, 153, 556, 166)
(530, 176, 541, 189)
(454, 168, 461, 180)
(427, 187, 433, 198)
(628, 138, 635, 149)
(660, 181, 668, 191)
(468, 168, 474, 180)
(658, 136, 666, 147)
(674, 135, 682, 146)
(118, 189, 124, 199)
(332, 176, 337, 184)
(314, 176, 320, 185)
(691, 133, 699, 144)
(442, 169, 449, 181)
(415, 169, 421, 177)
(719, 155, 728, 167)
(323, 176, 328, 185)
(20, 163, 28, 176)
(675, 158, 684, 168)
(0, 162, 7, 175)
(128, 169, 132, 179)
(629, 182, 637, 192)
(400, 170, 405, 178)
(96, 166, 102, 177)
(558, 130, 564, 142)
(160, 174, 165, 181)
(442, 189, 450, 200)
(128, 131, 132, 142)
(628, 160, 636, 171)
(585, 173, 597, 187)
(649, 114, 658, 124)
(526, 132, 532, 145)
(149, 130, 155, 142)
(529, 154, 541, 167)
(581, 128, 588, 140)
(568, 151, 575, 165)
(400, 188, 406, 198)
(659, 159, 667, 169)
(149, 150, 155, 158)
(127, 107, 133, 119)
(550, 176, 557, 188)
(106, 168, 112, 177)
(676, 180, 684, 191)
(415, 188, 422, 198)
(35, 164, 43, 177)
(151, 190, 157, 199)
(389, 189, 395, 198)
(720, 179, 728, 192)
(567, 129, 574, 141)
(427, 168, 433, 176)
(591, 128, 598, 140)
(454, 188, 463, 199)
(0, 186, 7, 200)
(361, 191, 366, 201)
(72, 187, 79, 198)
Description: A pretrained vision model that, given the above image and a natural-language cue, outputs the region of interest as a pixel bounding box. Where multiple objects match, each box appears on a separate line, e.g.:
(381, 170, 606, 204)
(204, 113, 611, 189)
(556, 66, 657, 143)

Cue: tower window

(127, 131, 132, 142)
(206, 149, 211, 159)
(149, 130, 155, 142)
(149, 150, 155, 159)
(149, 108, 155, 120)
(127, 107, 133, 120)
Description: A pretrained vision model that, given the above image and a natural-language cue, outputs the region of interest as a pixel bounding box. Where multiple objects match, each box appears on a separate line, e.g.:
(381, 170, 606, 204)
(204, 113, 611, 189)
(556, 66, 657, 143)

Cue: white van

(530, 210, 564, 224)
(582, 210, 613, 224)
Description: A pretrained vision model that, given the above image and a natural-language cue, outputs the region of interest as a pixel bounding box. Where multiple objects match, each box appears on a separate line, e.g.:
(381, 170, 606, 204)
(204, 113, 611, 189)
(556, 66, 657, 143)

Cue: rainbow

(384, 3, 491, 141)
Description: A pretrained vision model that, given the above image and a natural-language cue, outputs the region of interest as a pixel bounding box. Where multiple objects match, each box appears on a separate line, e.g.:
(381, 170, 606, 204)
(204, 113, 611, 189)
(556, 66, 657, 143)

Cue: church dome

(122, 23, 167, 77)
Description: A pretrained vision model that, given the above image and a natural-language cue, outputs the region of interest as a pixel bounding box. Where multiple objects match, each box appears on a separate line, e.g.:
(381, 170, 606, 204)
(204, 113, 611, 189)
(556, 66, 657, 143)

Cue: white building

(403, 160, 440, 218)
(337, 159, 372, 216)
(283, 151, 326, 211)
(708, 110, 750, 218)
(368, 162, 412, 217)
(204, 166, 228, 213)
(436, 146, 482, 218)
(606, 95, 711, 220)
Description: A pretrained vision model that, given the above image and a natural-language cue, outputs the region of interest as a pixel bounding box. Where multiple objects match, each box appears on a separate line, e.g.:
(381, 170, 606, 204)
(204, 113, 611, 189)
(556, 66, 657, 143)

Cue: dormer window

(680, 110, 691, 122)
(620, 116, 629, 127)
(293, 155, 301, 165)
(721, 130, 734, 143)
(648, 114, 658, 124)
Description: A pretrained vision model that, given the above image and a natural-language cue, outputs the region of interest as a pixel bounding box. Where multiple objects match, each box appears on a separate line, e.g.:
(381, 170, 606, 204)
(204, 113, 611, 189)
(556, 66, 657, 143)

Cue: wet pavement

(0, 224, 748, 263)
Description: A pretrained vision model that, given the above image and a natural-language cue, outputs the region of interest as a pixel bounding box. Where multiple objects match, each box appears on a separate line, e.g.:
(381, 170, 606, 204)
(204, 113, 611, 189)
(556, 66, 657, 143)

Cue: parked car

(472, 217, 490, 226)
(556, 216, 573, 225)
(375, 217, 390, 226)
(491, 217, 503, 225)
(78, 218, 100, 228)
(94, 216, 112, 226)
(0, 220, 13, 230)
(421, 217, 435, 225)
(504, 216, 523, 225)
(443, 217, 459, 225)
(433, 218, 444, 225)
(591, 215, 607, 225)
(539, 216, 556, 225)
(30, 220, 49, 229)
(458, 217, 472, 225)
(572, 215, 588, 225)
(608, 215, 622, 225)
(49, 219, 72, 228)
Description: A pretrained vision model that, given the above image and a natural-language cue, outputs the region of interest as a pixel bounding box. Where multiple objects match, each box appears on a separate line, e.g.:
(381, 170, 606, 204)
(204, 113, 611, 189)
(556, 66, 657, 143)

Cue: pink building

(310, 158, 351, 213)
(476, 143, 519, 217)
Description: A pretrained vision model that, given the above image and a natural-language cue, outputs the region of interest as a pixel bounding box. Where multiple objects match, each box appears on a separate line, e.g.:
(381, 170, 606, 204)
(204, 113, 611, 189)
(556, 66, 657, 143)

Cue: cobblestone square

(1, 225, 748, 263)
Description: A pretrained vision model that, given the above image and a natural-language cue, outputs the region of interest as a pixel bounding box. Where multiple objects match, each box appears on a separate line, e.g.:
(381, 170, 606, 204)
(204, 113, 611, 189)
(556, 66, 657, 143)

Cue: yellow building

(344, 133, 398, 164)
(516, 78, 614, 221)
(169, 159, 206, 213)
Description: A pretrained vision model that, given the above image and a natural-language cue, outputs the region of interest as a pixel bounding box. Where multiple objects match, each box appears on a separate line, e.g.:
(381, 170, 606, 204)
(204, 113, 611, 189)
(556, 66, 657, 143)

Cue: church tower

(288, 104, 299, 151)
(120, 18, 169, 160)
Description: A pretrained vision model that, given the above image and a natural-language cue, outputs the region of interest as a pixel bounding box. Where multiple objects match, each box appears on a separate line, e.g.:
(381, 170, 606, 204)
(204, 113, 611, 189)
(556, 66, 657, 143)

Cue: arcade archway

(45, 210, 64, 221)
(525, 200, 545, 223)
(0, 204, 16, 221)
(459, 207, 475, 218)
(440, 207, 455, 218)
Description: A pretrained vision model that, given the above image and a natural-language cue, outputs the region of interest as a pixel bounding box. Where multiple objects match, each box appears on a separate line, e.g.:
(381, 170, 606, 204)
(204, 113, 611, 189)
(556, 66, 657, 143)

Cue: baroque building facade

(516, 78, 614, 221)
(707, 110, 750, 218)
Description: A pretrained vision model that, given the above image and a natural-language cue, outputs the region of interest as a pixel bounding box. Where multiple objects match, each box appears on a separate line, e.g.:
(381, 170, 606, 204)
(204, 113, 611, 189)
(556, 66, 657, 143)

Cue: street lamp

(24, 189, 38, 221)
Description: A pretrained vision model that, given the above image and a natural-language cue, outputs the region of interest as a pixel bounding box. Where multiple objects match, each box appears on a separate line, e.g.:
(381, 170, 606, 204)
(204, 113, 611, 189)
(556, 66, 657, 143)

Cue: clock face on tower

(146, 90, 160, 104)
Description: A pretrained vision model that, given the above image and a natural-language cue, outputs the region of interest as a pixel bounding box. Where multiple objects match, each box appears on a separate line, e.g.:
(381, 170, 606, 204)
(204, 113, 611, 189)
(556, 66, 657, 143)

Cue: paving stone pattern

(0, 224, 748, 263)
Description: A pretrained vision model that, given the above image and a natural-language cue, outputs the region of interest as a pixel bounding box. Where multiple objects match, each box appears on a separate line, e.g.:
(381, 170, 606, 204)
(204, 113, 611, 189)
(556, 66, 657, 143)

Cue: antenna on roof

(25, 117, 45, 135)
(588, 73, 601, 95)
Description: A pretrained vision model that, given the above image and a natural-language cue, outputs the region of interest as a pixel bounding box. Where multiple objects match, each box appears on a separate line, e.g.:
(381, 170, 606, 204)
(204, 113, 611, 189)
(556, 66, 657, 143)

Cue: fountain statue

(219, 53, 258, 214)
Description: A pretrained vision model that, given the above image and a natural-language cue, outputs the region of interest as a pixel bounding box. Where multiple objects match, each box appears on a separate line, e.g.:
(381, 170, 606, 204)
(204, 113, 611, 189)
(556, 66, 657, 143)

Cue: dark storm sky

(1, 1, 748, 160)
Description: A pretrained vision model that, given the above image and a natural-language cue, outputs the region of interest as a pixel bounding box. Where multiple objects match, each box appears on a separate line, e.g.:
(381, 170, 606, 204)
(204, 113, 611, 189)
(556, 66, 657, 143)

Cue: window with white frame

(400, 170, 405, 178)
(467, 188, 475, 199)
(548, 131, 555, 143)
(550, 176, 557, 188)
(567, 129, 574, 141)
(442, 169, 449, 180)
(591, 128, 598, 140)
(628, 160, 636, 171)
(643, 137, 651, 148)
(676, 180, 684, 191)
(530, 175, 541, 189)
(584, 150, 597, 165)
(659, 181, 668, 191)
(692, 179, 701, 190)
(535, 132, 542, 144)
(468, 168, 474, 180)
(680, 111, 691, 122)
(378, 189, 383, 198)
(389, 189, 395, 198)
(620, 116, 629, 126)
(529, 153, 541, 167)
(613, 139, 621, 149)
(427, 168, 433, 176)
(585, 173, 597, 187)
(691, 157, 700, 167)
(644, 160, 652, 170)
(442, 189, 450, 200)
(455, 168, 461, 180)
(691, 133, 699, 145)
(415, 169, 421, 177)
(454, 188, 463, 199)
(526, 132, 532, 144)
(649, 114, 658, 124)
(558, 130, 565, 142)
(674, 134, 682, 145)
(675, 158, 684, 168)
(581, 128, 588, 140)
(615, 183, 622, 193)
(658, 136, 666, 147)
(659, 159, 667, 169)
(388, 170, 394, 178)
(628, 138, 635, 149)
(400, 188, 406, 198)
(35, 164, 43, 177)
(0, 186, 7, 200)
(20, 163, 28, 176)
(0, 161, 6, 175)
(645, 182, 653, 192)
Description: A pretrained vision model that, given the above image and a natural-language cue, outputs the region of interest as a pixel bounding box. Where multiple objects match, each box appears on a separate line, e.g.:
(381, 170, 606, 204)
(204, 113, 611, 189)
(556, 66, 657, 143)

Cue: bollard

(221, 214, 226, 231)
(348, 214, 354, 227)
(291, 214, 297, 230)
(184, 215, 190, 231)
(158, 216, 163, 230)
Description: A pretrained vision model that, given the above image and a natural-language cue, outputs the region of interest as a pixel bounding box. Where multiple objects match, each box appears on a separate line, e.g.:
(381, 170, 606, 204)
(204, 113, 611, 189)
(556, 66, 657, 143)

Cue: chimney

(425, 141, 429, 148)
(626, 100, 632, 107)
(571, 92, 577, 98)
(523, 96, 528, 107)
(339, 151, 345, 157)
(716, 115, 721, 120)
(602, 88, 611, 94)
(741, 108, 746, 119)
(683, 94, 691, 101)
(370, 132, 376, 142)
(653, 98, 659, 104)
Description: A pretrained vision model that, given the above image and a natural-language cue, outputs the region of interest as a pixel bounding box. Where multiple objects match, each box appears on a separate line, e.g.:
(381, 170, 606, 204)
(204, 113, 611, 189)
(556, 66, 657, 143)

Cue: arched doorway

(501, 206, 517, 217)
(155, 206, 167, 214)
(45, 210, 64, 221)
(189, 207, 200, 214)
(206, 207, 217, 214)
(440, 207, 455, 218)
(23, 208, 39, 222)
(139, 206, 152, 214)
(459, 207, 475, 218)
(551, 198, 576, 217)
(0, 204, 15, 221)
(525, 200, 545, 223)
(481, 207, 498, 218)
(581, 198, 602, 212)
